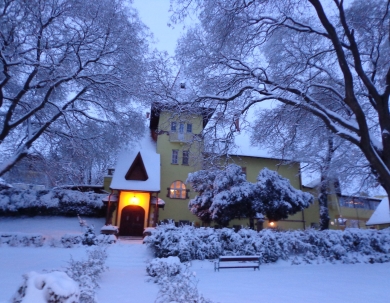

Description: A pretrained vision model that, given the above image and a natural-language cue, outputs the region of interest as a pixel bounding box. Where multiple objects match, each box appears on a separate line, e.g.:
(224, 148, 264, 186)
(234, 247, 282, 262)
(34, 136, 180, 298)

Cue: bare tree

(0, 0, 148, 176)
(171, 0, 390, 200)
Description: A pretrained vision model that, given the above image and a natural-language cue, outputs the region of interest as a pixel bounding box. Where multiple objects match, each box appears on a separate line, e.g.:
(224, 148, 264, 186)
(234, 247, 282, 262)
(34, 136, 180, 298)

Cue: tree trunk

(319, 177, 330, 231)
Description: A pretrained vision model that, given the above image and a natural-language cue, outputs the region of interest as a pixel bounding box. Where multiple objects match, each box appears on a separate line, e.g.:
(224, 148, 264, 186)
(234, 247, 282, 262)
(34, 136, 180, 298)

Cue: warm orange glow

(117, 192, 150, 229)
(269, 221, 275, 227)
(130, 195, 139, 205)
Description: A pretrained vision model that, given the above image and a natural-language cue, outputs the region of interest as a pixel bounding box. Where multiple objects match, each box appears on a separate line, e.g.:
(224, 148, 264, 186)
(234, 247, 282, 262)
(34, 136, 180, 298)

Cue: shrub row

(0, 232, 115, 248)
(144, 223, 390, 264)
(0, 188, 106, 217)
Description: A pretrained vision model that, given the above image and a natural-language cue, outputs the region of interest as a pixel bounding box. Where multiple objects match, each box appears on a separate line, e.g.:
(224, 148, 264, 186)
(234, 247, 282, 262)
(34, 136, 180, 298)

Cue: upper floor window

(179, 122, 185, 133)
(168, 180, 188, 199)
(171, 122, 176, 132)
(172, 150, 178, 164)
(182, 150, 189, 165)
(187, 123, 192, 133)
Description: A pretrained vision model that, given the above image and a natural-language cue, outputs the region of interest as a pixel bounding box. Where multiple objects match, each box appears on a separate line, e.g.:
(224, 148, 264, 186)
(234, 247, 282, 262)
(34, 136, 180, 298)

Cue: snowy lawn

(1, 217, 390, 303)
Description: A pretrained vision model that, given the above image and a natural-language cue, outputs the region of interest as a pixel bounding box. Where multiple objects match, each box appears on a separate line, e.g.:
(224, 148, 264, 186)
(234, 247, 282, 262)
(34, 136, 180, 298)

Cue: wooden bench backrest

(219, 256, 260, 262)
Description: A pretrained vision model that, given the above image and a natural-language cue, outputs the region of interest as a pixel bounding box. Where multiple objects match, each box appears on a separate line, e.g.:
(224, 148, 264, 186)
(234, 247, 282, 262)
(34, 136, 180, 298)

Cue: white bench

(214, 256, 261, 272)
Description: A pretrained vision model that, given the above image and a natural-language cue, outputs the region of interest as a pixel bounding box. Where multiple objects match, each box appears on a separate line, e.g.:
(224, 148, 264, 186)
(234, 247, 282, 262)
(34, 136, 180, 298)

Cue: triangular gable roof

(110, 135, 160, 192)
(366, 198, 390, 225)
(125, 152, 148, 181)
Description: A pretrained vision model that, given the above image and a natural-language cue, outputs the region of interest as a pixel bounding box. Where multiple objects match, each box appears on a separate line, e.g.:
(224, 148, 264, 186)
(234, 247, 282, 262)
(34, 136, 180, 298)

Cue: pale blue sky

(132, 0, 184, 56)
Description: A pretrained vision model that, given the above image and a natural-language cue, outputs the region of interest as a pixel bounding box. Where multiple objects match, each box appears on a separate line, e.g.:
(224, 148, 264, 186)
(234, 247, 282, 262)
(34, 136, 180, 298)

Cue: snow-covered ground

(1, 217, 390, 303)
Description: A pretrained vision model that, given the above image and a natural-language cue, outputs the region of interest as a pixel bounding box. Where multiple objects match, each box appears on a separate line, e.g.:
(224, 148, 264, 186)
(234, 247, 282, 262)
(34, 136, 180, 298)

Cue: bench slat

(219, 257, 260, 262)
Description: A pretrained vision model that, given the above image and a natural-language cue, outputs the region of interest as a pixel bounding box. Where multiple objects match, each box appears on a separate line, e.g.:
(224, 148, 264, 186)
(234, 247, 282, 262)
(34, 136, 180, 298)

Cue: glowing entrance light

(130, 195, 139, 205)
(269, 221, 275, 227)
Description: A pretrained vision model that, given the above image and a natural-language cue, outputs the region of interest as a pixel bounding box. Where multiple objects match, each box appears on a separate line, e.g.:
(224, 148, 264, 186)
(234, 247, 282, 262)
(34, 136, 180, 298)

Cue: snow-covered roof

(366, 198, 390, 226)
(231, 130, 278, 159)
(110, 135, 160, 192)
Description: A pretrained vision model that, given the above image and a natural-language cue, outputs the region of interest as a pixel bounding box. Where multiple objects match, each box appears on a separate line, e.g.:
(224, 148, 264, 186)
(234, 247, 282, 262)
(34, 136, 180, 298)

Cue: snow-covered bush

(146, 256, 183, 281)
(1, 233, 45, 247)
(155, 269, 215, 303)
(65, 246, 108, 303)
(82, 225, 97, 246)
(0, 231, 114, 248)
(0, 188, 106, 217)
(145, 223, 390, 264)
(61, 234, 83, 248)
(147, 258, 215, 303)
(187, 165, 313, 227)
(12, 271, 80, 303)
(255, 168, 313, 221)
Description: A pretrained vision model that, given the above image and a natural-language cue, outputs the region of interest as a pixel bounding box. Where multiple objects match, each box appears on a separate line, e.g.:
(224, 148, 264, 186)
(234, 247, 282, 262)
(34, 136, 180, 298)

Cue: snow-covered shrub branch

(65, 246, 108, 303)
(146, 257, 214, 303)
(0, 188, 106, 216)
(1, 231, 115, 248)
(144, 223, 390, 264)
(1, 233, 45, 247)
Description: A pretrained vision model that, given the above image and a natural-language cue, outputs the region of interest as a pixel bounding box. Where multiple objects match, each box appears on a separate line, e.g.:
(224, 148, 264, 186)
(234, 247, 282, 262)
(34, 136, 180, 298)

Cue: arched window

(167, 180, 189, 199)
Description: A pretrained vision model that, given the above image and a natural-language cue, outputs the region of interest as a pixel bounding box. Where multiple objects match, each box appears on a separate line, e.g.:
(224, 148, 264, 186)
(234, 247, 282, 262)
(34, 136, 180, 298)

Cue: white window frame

(171, 150, 178, 164)
(168, 180, 187, 199)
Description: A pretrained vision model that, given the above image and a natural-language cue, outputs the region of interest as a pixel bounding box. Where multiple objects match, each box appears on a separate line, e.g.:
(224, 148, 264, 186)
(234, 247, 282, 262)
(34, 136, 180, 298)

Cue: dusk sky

(132, 0, 186, 56)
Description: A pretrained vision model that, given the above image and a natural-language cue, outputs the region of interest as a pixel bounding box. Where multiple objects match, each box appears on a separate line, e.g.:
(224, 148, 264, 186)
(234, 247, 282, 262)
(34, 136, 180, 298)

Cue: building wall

(156, 111, 204, 224)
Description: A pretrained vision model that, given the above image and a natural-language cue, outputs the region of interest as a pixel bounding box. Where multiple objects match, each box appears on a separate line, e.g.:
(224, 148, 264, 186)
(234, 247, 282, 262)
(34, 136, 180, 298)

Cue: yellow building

(104, 103, 382, 236)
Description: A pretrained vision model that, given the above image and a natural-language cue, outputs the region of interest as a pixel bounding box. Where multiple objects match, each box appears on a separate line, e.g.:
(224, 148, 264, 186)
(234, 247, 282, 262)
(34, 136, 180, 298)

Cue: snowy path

(96, 239, 159, 303)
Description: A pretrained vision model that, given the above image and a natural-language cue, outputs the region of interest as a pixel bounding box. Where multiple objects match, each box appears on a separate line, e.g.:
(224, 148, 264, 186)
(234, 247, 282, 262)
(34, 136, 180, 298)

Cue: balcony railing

(169, 132, 193, 143)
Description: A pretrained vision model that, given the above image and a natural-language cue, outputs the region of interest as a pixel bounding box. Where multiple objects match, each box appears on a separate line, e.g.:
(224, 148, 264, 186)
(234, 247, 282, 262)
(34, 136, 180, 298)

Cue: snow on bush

(0, 188, 106, 216)
(1, 233, 45, 247)
(12, 271, 80, 303)
(1, 230, 115, 248)
(155, 269, 215, 303)
(60, 234, 83, 248)
(146, 257, 214, 303)
(65, 246, 108, 303)
(146, 256, 183, 281)
(187, 165, 313, 227)
(144, 223, 390, 264)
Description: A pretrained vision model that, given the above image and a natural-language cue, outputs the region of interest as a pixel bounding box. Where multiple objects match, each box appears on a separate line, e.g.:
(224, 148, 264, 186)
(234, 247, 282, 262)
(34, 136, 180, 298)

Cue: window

(171, 150, 178, 164)
(171, 122, 176, 132)
(187, 123, 192, 133)
(182, 150, 189, 165)
(179, 122, 184, 133)
(168, 180, 188, 199)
